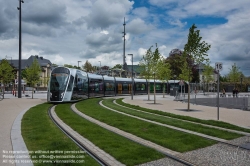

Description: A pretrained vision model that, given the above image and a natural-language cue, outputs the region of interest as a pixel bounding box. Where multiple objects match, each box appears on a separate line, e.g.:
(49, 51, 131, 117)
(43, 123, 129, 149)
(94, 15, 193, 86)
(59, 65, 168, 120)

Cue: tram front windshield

(50, 73, 69, 91)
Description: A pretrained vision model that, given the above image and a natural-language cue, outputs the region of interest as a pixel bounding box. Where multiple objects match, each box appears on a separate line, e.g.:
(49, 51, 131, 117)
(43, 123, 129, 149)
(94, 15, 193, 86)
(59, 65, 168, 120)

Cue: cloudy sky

(1, 0, 250, 76)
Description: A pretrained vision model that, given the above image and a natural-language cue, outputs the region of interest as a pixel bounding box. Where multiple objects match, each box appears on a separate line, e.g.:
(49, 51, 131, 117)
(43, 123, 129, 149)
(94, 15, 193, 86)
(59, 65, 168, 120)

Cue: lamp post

(17, 0, 24, 98)
(127, 54, 133, 100)
(77, 61, 81, 68)
(153, 72, 156, 104)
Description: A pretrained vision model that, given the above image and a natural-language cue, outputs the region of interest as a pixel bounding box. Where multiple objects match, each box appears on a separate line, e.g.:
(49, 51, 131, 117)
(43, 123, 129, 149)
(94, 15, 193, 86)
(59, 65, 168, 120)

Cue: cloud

(84, 0, 133, 29)
(127, 18, 154, 34)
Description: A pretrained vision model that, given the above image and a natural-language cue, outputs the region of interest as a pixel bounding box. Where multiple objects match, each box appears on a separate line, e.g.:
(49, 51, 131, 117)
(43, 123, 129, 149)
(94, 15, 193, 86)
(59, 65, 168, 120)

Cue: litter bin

(170, 88, 178, 96)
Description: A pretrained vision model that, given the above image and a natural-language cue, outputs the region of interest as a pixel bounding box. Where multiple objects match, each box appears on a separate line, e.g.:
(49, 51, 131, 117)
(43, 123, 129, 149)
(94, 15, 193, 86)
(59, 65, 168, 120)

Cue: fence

(177, 92, 250, 110)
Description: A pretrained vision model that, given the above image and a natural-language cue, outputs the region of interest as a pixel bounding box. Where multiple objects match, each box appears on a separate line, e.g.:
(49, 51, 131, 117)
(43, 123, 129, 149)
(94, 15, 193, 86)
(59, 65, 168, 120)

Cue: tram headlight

(61, 92, 64, 98)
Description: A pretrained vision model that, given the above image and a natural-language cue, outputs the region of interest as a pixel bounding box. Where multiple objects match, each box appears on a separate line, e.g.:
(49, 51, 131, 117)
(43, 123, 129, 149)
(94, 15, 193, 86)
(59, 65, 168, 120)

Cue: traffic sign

(215, 62, 223, 71)
(179, 80, 184, 86)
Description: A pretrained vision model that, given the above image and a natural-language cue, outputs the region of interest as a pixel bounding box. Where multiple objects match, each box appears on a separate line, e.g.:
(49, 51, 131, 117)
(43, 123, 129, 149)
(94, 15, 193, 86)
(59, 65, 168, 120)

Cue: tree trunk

(187, 84, 190, 111)
(148, 82, 150, 100)
(163, 84, 165, 98)
(32, 87, 34, 99)
(3, 86, 5, 99)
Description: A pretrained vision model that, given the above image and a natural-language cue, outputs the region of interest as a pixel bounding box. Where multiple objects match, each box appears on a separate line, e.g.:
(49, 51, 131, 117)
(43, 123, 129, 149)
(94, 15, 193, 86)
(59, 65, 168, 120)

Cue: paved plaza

(0, 92, 250, 165)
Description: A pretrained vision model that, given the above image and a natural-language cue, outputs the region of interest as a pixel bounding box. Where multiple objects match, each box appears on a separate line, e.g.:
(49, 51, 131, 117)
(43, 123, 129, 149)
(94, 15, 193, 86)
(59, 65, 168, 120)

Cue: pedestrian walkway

(0, 93, 46, 166)
(121, 94, 250, 129)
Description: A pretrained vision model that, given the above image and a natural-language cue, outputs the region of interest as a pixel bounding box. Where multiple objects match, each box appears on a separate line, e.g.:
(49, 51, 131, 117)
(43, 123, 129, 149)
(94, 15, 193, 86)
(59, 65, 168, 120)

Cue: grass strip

(21, 103, 99, 166)
(75, 98, 216, 153)
(117, 98, 250, 133)
(55, 103, 165, 166)
(103, 99, 242, 140)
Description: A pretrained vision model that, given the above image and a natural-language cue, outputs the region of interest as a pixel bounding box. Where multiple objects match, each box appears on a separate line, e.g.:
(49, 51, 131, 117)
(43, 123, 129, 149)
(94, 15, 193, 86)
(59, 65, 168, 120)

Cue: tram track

(48, 105, 112, 166)
(49, 103, 196, 166)
(70, 103, 197, 166)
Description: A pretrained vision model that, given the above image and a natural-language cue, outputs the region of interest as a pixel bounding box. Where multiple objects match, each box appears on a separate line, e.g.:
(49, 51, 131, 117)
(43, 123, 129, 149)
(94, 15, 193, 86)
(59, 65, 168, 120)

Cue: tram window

(156, 84, 161, 90)
(67, 75, 74, 91)
(136, 83, 146, 91)
(123, 84, 128, 90)
(106, 82, 114, 91)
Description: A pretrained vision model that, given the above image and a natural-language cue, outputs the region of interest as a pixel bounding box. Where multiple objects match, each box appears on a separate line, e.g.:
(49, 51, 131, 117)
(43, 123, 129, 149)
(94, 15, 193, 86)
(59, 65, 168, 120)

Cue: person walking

(222, 88, 226, 97)
(235, 88, 238, 98)
(233, 88, 235, 98)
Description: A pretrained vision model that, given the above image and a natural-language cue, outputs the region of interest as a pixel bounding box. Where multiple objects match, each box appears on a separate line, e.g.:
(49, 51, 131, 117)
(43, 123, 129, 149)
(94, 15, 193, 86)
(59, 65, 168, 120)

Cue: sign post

(215, 62, 223, 120)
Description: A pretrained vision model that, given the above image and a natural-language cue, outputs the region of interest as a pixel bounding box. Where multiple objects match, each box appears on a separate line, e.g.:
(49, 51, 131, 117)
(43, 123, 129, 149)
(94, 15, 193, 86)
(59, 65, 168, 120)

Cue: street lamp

(127, 54, 133, 100)
(17, 0, 24, 98)
(77, 61, 81, 68)
(153, 72, 156, 104)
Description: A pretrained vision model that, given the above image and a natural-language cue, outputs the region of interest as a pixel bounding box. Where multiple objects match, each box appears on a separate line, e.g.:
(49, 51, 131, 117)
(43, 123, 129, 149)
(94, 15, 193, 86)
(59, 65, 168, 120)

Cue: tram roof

(103, 76, 115, 81)
(87, 73, 103, 79)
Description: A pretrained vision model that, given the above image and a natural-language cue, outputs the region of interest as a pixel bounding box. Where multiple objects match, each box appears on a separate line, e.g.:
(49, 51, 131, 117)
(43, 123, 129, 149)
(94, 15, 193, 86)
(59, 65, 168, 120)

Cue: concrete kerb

(11, 108, 33, 166)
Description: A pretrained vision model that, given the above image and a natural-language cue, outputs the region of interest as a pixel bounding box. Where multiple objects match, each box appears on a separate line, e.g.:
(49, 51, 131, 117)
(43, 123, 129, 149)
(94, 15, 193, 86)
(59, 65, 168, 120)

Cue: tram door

(118, 84, 122, 94)
(128, 84, 132, 94)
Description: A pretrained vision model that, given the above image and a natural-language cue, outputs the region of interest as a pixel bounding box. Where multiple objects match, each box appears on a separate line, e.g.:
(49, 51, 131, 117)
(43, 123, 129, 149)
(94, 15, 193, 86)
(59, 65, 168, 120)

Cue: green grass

(75, 98, 216, 153)
(116, 98, 250, 133)
(55, 103, 165, 166)
(21, 103, 99, 166)
(102, 99, 242, 140)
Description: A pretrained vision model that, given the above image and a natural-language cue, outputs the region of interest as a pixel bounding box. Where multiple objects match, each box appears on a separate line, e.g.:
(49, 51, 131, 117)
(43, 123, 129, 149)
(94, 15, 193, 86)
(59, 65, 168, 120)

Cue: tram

(47, 67, 187, 102)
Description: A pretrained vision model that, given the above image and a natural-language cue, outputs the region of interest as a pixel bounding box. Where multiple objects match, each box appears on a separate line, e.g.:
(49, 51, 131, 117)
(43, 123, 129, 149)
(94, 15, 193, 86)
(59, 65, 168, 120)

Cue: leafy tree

(227, 63, 242, 88)
(83, 60, 94, 72)
(101, 65, 109, 70)
(139, 46, 155, 100)
(183, 24, 211, 111)
(64, 64, 80, 69)
(0, 59, 15, 98)
(157, 57, 171, 97)
(112, 64, 122, 69)
(202, 63, 214, 92)
(23, 59, 41, 99)
(166, 50, 199, 82)
(166, 52, 183, 79)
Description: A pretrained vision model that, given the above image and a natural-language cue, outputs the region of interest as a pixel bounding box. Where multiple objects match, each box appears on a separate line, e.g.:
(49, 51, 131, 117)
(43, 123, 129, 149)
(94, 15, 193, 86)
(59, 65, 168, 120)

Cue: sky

(0, 0, 250, 76)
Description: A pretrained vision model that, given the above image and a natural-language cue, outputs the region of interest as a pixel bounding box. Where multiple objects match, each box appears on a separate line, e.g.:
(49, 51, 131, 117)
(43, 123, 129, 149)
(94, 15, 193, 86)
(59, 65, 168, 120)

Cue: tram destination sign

(215, 62, 223, 72)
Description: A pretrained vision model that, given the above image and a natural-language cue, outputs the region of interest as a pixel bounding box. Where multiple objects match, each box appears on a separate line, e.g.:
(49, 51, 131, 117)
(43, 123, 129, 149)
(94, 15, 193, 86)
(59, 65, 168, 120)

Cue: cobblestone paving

(139, 137, 250, 166)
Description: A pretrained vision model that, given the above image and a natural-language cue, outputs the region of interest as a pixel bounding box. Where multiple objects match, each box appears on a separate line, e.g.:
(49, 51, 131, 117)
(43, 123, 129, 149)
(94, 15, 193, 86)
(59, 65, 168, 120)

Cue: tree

(227, 63, 242, 88)
(24, 59, 41, 99)
(0, 59, 15, 98)
(183, 24, 211, 111)
(112, 64, 122, 69)
(83, 60, 94, 72)
(139, 46, 155, 100)
(64, 64, 80, 69)
(157, 57, 171, 97)
(202, 64, 214, 92)
(166, 50, 199, 82)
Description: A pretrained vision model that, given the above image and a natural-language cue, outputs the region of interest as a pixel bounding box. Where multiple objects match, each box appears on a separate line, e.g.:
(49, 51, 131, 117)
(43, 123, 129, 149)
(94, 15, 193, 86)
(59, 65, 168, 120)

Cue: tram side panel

(104, 81, 115, 96)
(88, 78, 104, 98)
(134, 82, 147, 95)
